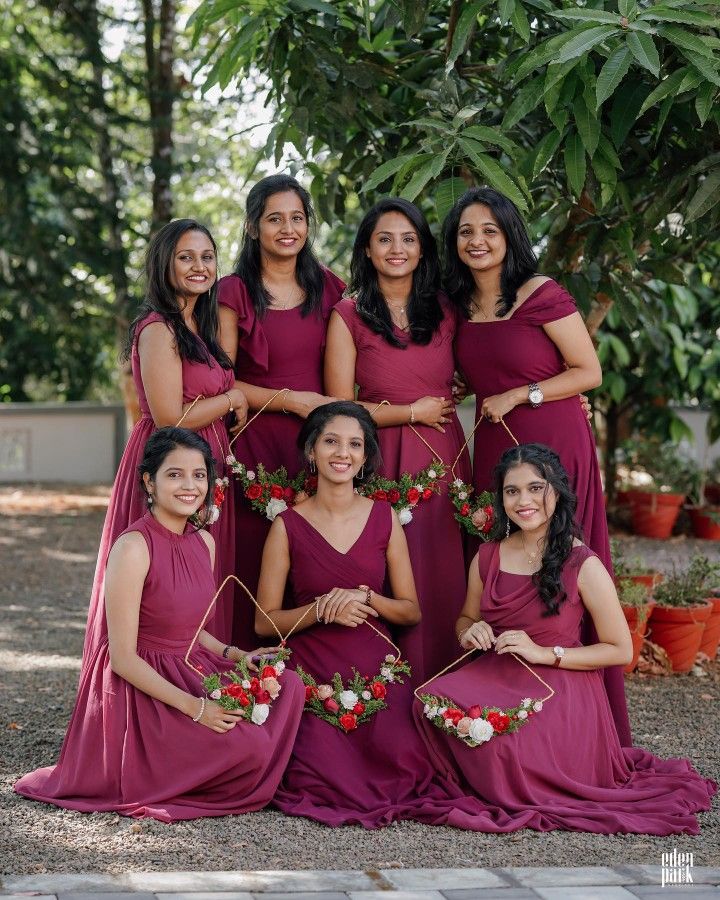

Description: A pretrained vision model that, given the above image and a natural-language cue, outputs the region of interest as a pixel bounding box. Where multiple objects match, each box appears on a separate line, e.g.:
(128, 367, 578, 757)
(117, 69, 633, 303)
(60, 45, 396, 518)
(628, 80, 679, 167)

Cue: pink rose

(323, 697, 340, 714)
(471, 508, 488, 529)
(261, 676, 281, 699)
(317, 684, 334, 700)
(456, 716, 473, 735)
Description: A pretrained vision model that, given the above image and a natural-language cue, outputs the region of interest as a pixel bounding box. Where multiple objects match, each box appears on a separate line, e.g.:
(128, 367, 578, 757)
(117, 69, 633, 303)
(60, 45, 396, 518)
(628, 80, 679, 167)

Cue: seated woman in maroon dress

(15, 428, 304, 822)
(444, 187, 631, 746)
(324, 199, 471, 680)
(84, 220, 248, 652)
(415, 444, 716, 834)
(217, 175, 344, 650)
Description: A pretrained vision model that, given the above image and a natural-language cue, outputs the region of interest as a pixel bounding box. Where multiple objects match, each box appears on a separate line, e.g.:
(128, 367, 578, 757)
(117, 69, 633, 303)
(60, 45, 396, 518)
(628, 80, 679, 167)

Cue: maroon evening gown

(332, 297, 472, 680)
(16, 513, 304, 822)
(83, 312, 236, 662)
(217, 269, 345, 650)
(414, 542, 716, 834)
(454, 279, 631, 746)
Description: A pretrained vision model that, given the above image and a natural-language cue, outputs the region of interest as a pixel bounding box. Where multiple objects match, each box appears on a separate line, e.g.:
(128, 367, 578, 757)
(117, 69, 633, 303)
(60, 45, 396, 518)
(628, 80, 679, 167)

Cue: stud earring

(505, 519, 510, 539)
(309, 459, 316, 475)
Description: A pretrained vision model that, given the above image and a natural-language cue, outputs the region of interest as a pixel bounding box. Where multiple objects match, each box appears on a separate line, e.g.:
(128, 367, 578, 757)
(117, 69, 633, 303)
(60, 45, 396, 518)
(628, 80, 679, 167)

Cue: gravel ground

(1, 486, 718, 876)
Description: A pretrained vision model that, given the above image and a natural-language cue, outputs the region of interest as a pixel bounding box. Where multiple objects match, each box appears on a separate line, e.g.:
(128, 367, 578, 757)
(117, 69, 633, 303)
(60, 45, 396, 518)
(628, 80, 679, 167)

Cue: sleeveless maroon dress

(217, 270, 345, 649)
(414, 542, 716, 834)
(15, 514, 304, 822)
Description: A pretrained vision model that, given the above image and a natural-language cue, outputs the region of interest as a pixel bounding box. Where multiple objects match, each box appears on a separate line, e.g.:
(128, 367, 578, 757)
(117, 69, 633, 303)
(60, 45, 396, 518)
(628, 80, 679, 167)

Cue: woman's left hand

(494, 629, 547, 664)
(480, 391, 518, 423)
(235, 646, 282, 671)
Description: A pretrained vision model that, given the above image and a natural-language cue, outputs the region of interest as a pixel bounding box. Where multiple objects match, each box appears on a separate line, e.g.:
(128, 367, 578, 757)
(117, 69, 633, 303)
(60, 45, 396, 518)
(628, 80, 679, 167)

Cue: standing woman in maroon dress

(84, 220, 247, 658)
(444, 187, 630, 745)
(217, 175, 344, 650)
(324, 199, 471, 680)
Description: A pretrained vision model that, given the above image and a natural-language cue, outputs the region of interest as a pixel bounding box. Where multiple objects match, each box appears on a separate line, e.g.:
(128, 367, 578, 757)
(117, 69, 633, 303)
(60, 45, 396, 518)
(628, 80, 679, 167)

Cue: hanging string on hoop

(228, 387, 292, 450)
(449, 414, 520, 480)
(368, 399, 446, 467)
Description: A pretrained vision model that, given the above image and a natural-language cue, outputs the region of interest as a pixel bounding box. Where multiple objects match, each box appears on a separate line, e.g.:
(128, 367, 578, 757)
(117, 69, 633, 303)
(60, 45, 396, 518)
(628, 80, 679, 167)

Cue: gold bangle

(409, 404, 415, 425)
(282, 390, 291, 414)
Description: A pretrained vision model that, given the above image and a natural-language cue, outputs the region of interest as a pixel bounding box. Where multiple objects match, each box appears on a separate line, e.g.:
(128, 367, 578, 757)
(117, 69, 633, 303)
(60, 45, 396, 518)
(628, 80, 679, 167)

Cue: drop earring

(147, 492, 153, 506)
(505, 519, 510, 538)
(309, 459, 316, 475)
(359, 464, 365, 480)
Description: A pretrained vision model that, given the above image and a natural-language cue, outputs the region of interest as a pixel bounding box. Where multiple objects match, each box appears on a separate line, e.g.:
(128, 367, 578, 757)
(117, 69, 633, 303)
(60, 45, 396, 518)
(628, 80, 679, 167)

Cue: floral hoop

(203, 648, 291, 726)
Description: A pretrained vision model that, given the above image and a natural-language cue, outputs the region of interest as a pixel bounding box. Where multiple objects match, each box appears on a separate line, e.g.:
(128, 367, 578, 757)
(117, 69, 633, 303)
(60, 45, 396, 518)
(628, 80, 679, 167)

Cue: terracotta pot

(648, 601, 712, 672)
(688, 507, 720, 541)
(621, 601, 654, 673)
(629, 492, 685, 540)
(699, 596, 720, 661)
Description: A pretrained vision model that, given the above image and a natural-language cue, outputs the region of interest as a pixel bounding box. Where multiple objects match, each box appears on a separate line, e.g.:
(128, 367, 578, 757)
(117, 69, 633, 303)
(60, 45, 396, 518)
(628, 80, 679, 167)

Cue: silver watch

(552, 645, 565, 667)
(528, 382, 544, 408)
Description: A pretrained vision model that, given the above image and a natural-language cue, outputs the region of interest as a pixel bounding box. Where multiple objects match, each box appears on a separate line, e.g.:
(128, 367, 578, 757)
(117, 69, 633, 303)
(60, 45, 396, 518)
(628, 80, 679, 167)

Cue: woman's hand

(232, 645, 282, 671)
(287, 391, 337, 419)
(494, 629, 548, 664)
(412, 395, 455, 432)
(316, 588, 379, 627)
(459, 620, 495, 652)
(579, 393, 592, 421)
(228, 387, 249, 433)
(480, 391, 518, 423)
(195, 699, 245, 733)
(451, 372, 469, 404)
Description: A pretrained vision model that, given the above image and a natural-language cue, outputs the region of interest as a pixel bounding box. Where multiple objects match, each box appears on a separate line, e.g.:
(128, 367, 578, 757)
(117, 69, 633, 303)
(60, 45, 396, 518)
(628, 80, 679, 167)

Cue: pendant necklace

(520, 531, 544, 566)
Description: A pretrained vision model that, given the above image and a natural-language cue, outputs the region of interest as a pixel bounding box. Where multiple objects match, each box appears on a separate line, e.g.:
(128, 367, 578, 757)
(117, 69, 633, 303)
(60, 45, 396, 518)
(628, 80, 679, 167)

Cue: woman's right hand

(228, 387, 249, 432)
(459, 620, 495, 652)
(195, 698, 245, 734)
(412, 395, 455, 432)
(287, 391, 337, 418)
(316, 588, 379, 627)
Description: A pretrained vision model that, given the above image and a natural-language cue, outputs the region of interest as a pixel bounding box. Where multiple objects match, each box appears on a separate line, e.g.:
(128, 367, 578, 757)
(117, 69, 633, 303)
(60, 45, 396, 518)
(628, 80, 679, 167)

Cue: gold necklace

(520, 531, 544, 566)
(386, 300, 410, 331)
(263, 282, 303, 310)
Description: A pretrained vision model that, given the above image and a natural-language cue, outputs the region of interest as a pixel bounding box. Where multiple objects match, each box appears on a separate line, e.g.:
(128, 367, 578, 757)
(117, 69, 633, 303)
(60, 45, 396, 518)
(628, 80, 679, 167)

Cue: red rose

(246, 483, 262, 500)
(422, 487, 433, 500)
(323, 698, 340, 714)
(339, 713, 357, 731)
(460, 502, 470, 516)
(305, 685, 318, 701)
(370, 681, 386, 700)
(213, 486, 225, 505)
(373, 490, 388, 501)
(407, 487, 420, 505)
(260, 665, 277, 679)
(283, 486, 296, 502)
(352, 702, 365, 715)
(270, 483, 284, 499)
(249, 677, 260, 695)
(255, 689, 271, 704)
(388, 488, 401, 504)
(442, 707, 464, 725)
(226, 684, 250, 706)
(482, 520, 493, 533)
(487, 710, 511, 733)
(484, 504, 493, 515)
(467, 705, 483, 719)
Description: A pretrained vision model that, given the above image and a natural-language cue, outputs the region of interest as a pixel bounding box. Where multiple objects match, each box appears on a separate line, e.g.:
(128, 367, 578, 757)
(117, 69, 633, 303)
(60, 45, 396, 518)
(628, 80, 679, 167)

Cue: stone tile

(442, 890, 537, 900)
(58, 894, 154, 900)
(380, 869, 507, 891)
(502, 868, 627, 888)
(251, 894, 347, 900)
(0, 896, 56, 900)
(161, 894, 254, 900)
(348, 893, 444, 900)
(628, 888, 720, 899)
(126, 872, 376, 894)
(2, 875, 126, 894)
(534, 889, 638, 900)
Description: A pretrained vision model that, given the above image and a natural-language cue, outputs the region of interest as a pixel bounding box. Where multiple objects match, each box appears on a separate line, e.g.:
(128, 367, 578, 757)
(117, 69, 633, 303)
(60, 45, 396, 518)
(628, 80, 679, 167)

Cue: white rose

(275, 660, 285, 674)
(458, 491, 467, 500)
(428, 469, 437, 479)
(414, 483, 423, 491)
(380, 667, 394, 682)
(251, 703, 270, 725)
(362, 690, 371, 701)
(209, 689, 221, 700)
(453, 478, 464, 487)
(424, 704, 439, 719)
(521, 698, 531, 708)
(246, 470, 256, 480)
(437, 706, 447, 717)
(533, 701, 543, 713)
(468, 718, 494, 744)
(206, 505, 220, 525)
(339, 690, 359, 710)
(398, 506, 413, 526)
(517, 709, 528, 720)
(265, 497, 288, 521)
(385, 654, 395, 663)
(242, 680, 251, 689)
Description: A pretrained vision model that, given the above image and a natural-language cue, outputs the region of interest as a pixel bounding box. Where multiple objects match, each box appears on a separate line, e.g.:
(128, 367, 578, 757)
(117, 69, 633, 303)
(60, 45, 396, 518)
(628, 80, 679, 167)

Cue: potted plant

(617, 438, 698, 540)
(617, 578, 654, 674)
(687, 459, 720, 541)
(649, 556, 718, 672)
(610, 539, 663, 594)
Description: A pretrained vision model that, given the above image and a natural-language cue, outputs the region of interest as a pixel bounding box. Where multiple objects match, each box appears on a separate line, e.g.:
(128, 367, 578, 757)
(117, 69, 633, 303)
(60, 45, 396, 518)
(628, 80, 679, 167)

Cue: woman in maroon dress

(84, 221, 247, 656)
(415, 445, 715, 834)
(16, 428, 304, 822)
(324, 199, 471, 680)
(217, 175, 344, 649)
(444, 187, 631, 746)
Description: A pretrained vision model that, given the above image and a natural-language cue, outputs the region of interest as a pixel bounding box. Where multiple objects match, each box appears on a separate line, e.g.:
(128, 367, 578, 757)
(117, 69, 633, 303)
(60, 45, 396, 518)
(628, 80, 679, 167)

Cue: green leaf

(658, 24, 717, 59)
(555, 25, 619, 65)
(362, 154, 418, 193)
(291, 0, 338, 12)
(434, 177, 469, 223)
(400, 152, 448, 202)
(458, 138, 529, 210)
(550, 9, 620, 24)
(638, 8, 718, 27)
(545, 58, 581, 96)
(597, 133, 621, 169)
(637, 67, 689, 117)
(596, 45, 633, 107)
(618, 0, 636, 17)
(573, 95, 600, 157)
(511, 2, 531, 42)
(685, 168, 720, 222)
(608, 334, 631, 366)
(507, 27, 587, 82)
(403, 0, 429, 36)
(499, 0, 516, 25)
(446, 2, 489, 72)
(627, 31, 661, 77)
(462, 125, 520, 157)
(680, 49, 720, 88)
(501, 75, 545, 129)
(531, 129, 564, 178)
(564, 130, 587, 196)
(696, 81, 717, 125)
(655, 93, 675, 141)
(673, 347, 689, 379)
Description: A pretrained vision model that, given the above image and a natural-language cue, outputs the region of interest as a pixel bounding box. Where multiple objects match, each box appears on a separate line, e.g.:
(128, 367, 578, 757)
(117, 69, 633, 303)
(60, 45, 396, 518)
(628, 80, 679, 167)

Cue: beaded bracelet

(192, 696, 206, 723)
(409, 404, 415, 425)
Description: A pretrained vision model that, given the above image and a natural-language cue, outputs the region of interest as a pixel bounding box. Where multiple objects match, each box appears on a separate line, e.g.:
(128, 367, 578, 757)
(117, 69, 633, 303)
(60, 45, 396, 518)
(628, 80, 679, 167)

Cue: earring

(147, 493, 153, 506)
(359, 464, 365, 480)
(309, 459, 316, 475)
(505, 519, 510, 538)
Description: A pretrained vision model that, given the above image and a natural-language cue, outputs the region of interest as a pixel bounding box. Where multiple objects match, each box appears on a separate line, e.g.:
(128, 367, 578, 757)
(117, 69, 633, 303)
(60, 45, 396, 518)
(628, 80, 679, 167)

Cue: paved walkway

(2, 868, 719, 900)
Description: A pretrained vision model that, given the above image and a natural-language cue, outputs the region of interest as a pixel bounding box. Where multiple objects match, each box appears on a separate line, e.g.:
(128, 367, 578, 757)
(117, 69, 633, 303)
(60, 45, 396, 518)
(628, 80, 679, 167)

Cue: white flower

(468, 718, 494, 744)
(274, 660, 285, 674)
(362, 690, 371, 701)
(414, 483, 423, 491)
(206, 505, 220, 525)
(242, 680, 251, 689)
(517, 709, 528, 720)
(246, 470, 256, 481)
(385, 654, 395, 663)
(453, 478, 464, 487)
(251, 703, 270, 725)
(398, 506, 414, 526)
(225, 454, 236, 466)
(445, 719, 456, 729)
(521, 698, 532, 708)
(533, 701, 543, 713)
(380, 666, 394, 682)
(424, 704, 439, 719)
(437, 706, 447, 717)
(339, 690, 359, 710)
(209, 689, 221, 700)
(265, 497, 288, 521)
(458, 491, 468, 500)
(428, 469, 437, 479)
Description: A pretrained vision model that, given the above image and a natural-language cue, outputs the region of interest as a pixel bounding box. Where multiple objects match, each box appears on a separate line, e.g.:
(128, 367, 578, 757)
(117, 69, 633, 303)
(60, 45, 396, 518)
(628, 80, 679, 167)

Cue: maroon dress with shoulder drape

(332, 297, 472, 681)
(413, 542, 716, 834)
(217, 270, 345, 650)
(454, 279, 631, 746)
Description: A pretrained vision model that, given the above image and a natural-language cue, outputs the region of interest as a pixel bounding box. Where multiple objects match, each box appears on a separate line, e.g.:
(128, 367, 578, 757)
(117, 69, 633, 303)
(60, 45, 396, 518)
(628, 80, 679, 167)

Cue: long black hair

(443, 187, 538, 319)
(138, 426, 216, 515)
(297, 401, 382, 485)
(234, 174, 324, 318)
(349, 198, 443, 348)
(492, 443, 582, 616)
(124, 219, 232, 369)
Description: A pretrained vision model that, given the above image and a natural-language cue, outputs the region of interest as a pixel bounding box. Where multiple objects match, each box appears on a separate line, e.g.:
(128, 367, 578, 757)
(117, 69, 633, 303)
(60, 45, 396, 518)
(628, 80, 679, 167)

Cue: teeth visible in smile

(176, 495, 198, 502)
